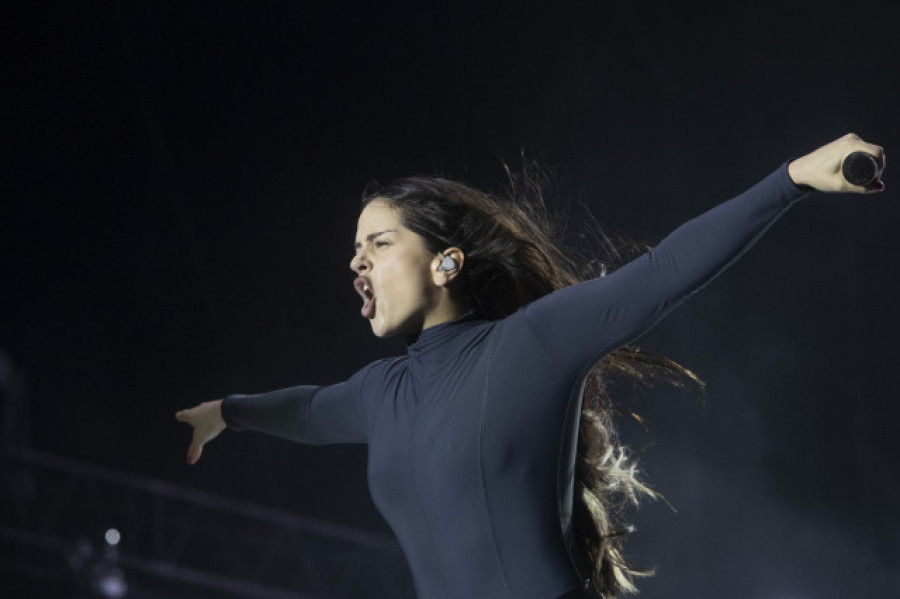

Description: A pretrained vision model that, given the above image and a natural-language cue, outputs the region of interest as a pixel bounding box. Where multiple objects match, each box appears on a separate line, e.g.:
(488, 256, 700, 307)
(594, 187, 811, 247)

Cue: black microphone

(842, 151, 881, 187)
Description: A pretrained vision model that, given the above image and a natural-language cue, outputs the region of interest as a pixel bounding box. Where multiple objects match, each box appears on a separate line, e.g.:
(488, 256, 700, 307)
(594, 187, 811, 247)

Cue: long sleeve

(520, 162, 808, 372)
(221, 364, 376, 445)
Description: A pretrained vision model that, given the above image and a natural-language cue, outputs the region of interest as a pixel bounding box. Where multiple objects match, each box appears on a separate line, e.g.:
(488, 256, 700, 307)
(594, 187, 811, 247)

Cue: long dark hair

(363, 166, 700, 597)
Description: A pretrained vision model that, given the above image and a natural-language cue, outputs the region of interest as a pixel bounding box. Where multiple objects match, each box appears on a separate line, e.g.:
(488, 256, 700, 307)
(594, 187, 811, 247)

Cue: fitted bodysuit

(223, 164, 807, 598)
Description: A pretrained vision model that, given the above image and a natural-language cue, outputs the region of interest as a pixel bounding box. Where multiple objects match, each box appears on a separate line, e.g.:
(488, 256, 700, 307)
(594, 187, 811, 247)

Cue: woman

(177, 134, 884, 598)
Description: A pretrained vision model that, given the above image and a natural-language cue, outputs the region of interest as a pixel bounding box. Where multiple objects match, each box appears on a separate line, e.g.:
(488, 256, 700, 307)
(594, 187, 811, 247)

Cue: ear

(431, 247, 465, 286)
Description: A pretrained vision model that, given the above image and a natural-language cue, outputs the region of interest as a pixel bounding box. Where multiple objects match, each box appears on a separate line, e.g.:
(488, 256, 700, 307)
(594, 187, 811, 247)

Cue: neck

(404, 294, 469, 344)
(422, 300, 468, 331)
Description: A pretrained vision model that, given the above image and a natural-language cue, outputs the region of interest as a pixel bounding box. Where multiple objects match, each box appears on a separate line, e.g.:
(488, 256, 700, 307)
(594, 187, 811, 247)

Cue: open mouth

(353, 276, 376, 319)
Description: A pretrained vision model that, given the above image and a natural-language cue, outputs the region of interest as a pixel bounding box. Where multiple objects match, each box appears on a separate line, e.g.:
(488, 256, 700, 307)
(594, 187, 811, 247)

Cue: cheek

(380, 260, 432, 308)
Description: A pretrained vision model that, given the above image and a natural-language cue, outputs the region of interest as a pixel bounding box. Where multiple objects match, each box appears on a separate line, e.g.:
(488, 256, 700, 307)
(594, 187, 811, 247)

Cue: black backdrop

(3, 1, 899, 597)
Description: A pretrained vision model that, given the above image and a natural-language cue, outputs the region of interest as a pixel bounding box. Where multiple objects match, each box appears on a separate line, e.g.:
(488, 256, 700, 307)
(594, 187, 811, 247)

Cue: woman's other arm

(521, 133, 884, 370)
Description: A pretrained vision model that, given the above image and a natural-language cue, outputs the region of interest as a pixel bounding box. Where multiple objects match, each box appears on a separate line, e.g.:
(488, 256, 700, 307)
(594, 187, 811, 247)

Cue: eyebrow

(354, 229, 397, 249)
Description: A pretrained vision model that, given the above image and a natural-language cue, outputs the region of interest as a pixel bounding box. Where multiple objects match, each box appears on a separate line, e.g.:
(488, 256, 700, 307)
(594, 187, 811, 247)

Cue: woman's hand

(175, 399, 226, 465)
(788, 133, 885, 193)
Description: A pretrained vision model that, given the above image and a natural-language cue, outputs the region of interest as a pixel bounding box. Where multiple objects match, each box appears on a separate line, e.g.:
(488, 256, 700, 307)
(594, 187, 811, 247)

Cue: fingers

(175, 401, 225, 465)
(177, 410, 202, 464)
(187, 433, 204, 465)
(841, 133, 886, 193)
(847, 133, 885, 165)
(865, 179, 886, 193)
(866, 140, 886, 193)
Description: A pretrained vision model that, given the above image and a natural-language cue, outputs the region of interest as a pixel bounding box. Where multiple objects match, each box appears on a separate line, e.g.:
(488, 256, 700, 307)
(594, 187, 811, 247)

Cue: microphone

(842, 151, 881, 187)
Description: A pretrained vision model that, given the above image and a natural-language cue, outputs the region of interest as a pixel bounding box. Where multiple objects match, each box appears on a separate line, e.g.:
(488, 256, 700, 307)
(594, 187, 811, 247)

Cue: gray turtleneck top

(222, 164, 806, 598)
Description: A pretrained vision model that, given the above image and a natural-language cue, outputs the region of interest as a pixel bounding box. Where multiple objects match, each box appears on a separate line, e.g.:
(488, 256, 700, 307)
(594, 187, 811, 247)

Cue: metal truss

(0, 446, 415, 598)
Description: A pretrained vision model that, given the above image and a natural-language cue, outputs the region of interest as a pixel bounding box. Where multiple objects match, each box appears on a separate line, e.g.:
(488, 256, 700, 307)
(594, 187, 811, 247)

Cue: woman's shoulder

(354, 355, 408, 382)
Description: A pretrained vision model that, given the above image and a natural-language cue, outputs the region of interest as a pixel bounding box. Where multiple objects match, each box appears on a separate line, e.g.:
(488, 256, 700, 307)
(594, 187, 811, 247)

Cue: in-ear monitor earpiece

(438, 254, 456, 272)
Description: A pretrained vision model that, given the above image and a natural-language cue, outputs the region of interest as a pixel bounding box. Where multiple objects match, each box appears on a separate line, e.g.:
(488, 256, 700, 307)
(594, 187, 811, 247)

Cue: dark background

(3, 1, 899, 597)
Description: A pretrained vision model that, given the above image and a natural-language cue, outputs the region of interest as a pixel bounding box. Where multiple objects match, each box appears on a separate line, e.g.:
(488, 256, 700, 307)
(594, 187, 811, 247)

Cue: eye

(374, 240, 390, 248)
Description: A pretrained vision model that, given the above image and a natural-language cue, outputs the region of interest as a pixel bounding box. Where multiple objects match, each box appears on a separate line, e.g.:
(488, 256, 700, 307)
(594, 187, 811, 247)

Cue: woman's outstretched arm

(521, 133, 885, 371)
(175, 361, 386, 464)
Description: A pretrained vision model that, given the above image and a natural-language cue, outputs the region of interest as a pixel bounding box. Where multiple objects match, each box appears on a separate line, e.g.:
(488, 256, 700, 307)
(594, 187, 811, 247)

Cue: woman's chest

(364, 356, 574, 515)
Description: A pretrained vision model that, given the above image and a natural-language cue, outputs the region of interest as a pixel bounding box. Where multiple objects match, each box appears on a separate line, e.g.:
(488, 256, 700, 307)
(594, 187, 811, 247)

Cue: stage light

(68, 532, 129, 598)
(105, 528, 121, 546)
(96, 566, 127, 598)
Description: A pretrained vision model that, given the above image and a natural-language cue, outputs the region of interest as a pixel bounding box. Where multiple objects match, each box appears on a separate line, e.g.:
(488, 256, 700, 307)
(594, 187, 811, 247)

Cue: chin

(368, 318, 396, 338)
(369, 324, 391, 338)
(368, 314, 418, 340)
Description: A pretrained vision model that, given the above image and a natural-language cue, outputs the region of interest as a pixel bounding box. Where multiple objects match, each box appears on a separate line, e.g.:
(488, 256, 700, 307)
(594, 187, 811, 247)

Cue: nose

(350, 249, 369, 274)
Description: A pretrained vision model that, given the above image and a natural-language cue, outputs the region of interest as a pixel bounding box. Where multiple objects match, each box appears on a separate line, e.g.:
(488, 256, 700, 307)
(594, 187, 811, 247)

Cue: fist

(788, 133, 885, 193)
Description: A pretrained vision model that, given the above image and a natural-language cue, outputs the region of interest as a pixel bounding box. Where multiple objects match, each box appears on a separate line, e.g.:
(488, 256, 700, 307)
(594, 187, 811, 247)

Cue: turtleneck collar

(406, 311, 487, 359)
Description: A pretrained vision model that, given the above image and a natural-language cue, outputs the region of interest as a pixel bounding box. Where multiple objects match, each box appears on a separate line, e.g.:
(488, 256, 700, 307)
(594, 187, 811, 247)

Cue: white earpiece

(437, 254, 457, 272)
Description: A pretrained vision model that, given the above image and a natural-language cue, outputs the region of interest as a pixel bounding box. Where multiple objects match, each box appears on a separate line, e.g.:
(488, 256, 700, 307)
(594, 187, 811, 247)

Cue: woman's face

(350, 199, 444, 338)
